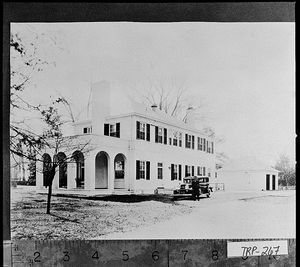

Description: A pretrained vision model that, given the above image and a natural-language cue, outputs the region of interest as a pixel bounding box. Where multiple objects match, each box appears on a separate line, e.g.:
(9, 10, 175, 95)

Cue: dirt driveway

(99, 190, 296, 240)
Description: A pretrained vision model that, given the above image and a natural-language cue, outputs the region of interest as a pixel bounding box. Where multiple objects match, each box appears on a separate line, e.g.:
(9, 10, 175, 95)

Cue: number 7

(182, 250, 188, 260)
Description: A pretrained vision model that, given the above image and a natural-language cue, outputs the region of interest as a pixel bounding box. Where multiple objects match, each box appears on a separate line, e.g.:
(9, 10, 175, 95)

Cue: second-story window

(155, 126, 167, 144)
(137, 121, 150, 141)
(170, 130, 182, 147)
(104, 123, 120, 138)
(198, 137, 204, 151)
(185, 134, 195, 149)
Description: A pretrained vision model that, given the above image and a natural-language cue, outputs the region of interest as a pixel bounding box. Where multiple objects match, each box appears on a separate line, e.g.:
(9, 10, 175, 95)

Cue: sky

(11, 22, 295, 166)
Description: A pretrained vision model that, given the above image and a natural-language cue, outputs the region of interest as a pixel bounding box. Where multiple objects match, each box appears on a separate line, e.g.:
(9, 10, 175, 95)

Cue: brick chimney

(151, 103, 158, 111)
(92, 81, 111, 134)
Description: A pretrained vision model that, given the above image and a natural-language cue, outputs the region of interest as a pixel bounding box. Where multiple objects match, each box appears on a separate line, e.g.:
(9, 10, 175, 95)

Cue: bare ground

(10, 186, 194, 240)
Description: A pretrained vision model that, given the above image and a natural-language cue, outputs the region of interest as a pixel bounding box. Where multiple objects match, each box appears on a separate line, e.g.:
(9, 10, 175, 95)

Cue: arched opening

(95, 151, 109, 189)
(114, 153, 126, 189)
(72, 151, 85, 188)
(42, 153, 52, 187)
(57, 152, 67, 188)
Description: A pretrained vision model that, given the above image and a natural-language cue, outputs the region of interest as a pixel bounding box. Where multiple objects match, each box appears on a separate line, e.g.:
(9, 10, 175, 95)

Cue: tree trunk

(46, 165, 56, 214)
(46, 183, 52, 214)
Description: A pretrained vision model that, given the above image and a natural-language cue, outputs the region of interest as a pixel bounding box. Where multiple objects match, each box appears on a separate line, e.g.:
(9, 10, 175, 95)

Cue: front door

(272, 175, 276, 190)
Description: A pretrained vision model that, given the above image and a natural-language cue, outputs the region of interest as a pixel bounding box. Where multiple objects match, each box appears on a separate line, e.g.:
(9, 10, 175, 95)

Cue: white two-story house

(36, 81, 216, 194)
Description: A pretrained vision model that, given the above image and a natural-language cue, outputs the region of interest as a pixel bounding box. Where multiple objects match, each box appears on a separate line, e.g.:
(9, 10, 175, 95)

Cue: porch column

(108, 159, 114, 190)
(67, 162, 76, 189)
(85, 155, 95, 190)
(35, 160, 44, 189)
(52, 169, 59, 189)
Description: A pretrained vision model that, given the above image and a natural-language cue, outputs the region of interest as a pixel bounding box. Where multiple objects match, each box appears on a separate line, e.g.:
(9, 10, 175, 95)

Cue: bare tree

(275, 153, 296, 186)
(10, 104, 94, 214)
(125, 75, 206, 122)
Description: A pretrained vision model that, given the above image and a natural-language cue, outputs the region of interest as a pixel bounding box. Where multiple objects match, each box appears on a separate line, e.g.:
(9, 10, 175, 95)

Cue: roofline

(106, 112, 212, 137)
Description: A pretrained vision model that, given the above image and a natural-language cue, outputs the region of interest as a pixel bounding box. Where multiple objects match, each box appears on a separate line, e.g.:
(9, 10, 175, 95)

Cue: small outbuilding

(216, 158, 279, 191)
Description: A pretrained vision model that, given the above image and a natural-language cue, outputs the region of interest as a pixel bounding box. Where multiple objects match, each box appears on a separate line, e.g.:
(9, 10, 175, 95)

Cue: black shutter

(155, 126, 158, 143)
(179, 165, 182, 181)
(203, 138, 206, 151)
(185, 134, 188, 148)
(104, 124, 109, 136)
(136, 160, 140, 180)
(203, 167, 206, 176)
(192, 135, 195, 149)
(164, 128, 167, 144)
(207, 140, 209, 153)
(211, 142, 214, 154)
(146, 161, 150, 180)
(116, 123, 120, 138)
(185, 165, 188, 176)
(136, 121, 140, 139)
(192, 166, 194, 176)
(171, 164, 174, 180)
(146, 124, 150, 141)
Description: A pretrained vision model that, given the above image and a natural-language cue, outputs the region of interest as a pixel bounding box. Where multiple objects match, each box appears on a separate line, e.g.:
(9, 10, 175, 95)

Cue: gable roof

(218, 157, 279, 173)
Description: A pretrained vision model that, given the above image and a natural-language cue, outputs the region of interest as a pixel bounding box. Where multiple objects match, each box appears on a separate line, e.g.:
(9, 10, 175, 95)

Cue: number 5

(123, 251, 129, 261)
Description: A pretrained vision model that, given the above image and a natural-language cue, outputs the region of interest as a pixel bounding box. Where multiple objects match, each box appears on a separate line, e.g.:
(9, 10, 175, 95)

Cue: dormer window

(83, 126, 92, 134)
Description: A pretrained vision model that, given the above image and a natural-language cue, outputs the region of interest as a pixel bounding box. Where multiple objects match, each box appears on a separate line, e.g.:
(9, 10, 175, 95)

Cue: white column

(108, 157, 114, 190)
(35, 160, 44, 189)
(85, 155, 95, 190)
(52, 169, 59, 189)
(67, 162, 76, 189)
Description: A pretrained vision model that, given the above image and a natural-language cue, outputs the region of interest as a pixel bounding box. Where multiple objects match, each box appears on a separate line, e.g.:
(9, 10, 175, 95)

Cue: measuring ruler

(3, 239, 295, 266)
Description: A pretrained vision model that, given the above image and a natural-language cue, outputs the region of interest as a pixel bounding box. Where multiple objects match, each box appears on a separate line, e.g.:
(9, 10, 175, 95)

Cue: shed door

(266, 174, 270, 190)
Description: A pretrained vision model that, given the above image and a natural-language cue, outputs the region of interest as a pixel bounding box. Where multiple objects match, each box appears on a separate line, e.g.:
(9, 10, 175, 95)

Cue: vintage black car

(173, 176, 212, 199)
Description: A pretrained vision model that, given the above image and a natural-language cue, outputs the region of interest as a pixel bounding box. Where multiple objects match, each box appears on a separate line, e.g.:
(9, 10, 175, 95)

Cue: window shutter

(104, 124, 109, 136)
(192, 166, 194, 176)
(185, 134, 188, 148)
(136, 160, 140, 180)
(146, 124, 150, 141)
(155, 126, 158, 143)
(211, 142, 214, 154)
(203, 167, 206, 176)
(192, 135, 195, 149)
(116, 123, 120, 138)
(179, 165, 182, 181)
(164, 128, 167, 144)
(203, 138, 206, 151)
(207, 140, 209, 153)
(136, 121, 140, 139)
(185, 165, 188, 176)
(171, 164, 174, 180)
(146, 161, 150, 180)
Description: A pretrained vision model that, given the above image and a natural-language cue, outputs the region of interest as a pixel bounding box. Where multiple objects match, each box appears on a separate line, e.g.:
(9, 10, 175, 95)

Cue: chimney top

(151, 103, 158, 111)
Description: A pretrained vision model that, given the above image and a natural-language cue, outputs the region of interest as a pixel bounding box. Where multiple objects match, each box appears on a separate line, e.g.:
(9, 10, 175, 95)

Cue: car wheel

(207, 193, 210, 198)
